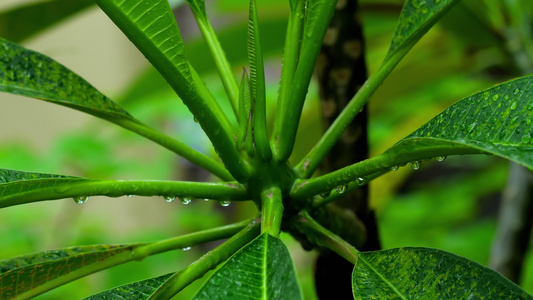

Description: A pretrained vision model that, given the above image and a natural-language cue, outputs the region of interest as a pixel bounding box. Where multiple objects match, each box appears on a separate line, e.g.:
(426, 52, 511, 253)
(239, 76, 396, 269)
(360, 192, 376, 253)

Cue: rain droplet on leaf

(180, 197, 192, 205)
(410, 161, 421, 170)
(73, 196, 88, 205)
(218, 200, 231, 207)
(391, 165, 399, 171)
(435, 156, 447, 162)
(334, 185, 347, 194)
(164, 196, 176, 203)
(510, 101, 519, 110)
(182, 246, 192, 251)
(356, 177, 366, 185)
(513, 88, 520, 95)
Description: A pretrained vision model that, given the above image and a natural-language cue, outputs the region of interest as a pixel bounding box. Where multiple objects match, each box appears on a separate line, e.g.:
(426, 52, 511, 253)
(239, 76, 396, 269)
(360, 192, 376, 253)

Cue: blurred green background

(1, 0, 532, 298)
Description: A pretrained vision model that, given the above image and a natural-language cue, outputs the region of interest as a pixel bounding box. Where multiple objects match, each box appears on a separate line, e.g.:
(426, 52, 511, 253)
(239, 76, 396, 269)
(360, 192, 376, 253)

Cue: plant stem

(0, 180, 248, 208)
(150, 219, 261, 299)
(275, 0, 337, 162)
(248, 0, 272, 161)
(292, 144, 483, 200)
(271, 0, 305, 157)
(261, 186, 283, 236)
(114, 118, 233, 181)
(193, 13, 240, 116)
(294, 211, 358, 264)
(13, 219, 254, 300)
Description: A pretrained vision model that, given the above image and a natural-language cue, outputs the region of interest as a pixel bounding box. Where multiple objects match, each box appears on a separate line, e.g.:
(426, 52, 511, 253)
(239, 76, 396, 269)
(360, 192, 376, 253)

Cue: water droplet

(356, 177, 366, 185)
(193, 117, 199, 123)
(504, 95, 510, 101)
(435, 156, 446, 162)
(218, 200, 231, 207)
(182, 246, 192, 251)
(410, 161, 421, 170)
(492, 94, 500, 101)
(127, 195, 133, 198)
(164, 196, 175, 203)
(73, 196, 88, 205)
(509, 117, 519, 125)
(390, 165, 399, 171)
(513, 88, 520, 95)
(527, 102, 533, 111)
(203, 198, 210, 202)
(180, 197, 192, 205)
(334, 185, 347, 194)
(510, 101, 519, 110)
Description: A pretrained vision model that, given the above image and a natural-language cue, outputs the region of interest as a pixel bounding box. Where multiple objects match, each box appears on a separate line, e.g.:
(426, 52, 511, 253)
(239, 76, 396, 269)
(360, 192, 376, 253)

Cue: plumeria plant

(1, 0, 532, 299)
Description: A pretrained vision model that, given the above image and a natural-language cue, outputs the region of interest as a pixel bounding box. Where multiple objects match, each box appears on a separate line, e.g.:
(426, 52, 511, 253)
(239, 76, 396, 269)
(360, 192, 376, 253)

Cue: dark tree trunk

(314, 1, 381, 298)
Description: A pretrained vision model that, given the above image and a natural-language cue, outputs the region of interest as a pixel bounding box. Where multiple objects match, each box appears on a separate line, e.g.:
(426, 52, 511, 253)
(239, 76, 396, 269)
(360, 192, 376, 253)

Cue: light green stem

(0, 179, 248, 208)
(261, 186, 283, 236)
(275, 0, 337, 162)
(271, 0, 305, 158)
(194, 14, 240, 116)
(292, 145, 483, 200)
(13, 219, 254, 300)
(294, 211, 358, 264)
(150, 219, 261, 299)
(115, 118, 233, 181)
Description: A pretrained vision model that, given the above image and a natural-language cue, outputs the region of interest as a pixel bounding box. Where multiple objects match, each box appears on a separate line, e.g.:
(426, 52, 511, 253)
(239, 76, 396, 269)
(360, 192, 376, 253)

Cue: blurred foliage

(1, 0, 533, 298)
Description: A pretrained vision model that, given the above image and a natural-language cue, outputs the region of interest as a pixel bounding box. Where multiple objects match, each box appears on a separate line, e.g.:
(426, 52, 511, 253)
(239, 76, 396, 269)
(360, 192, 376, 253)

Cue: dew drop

(435, 156, 446, 162)
(73, 196, 88, 205)
(218, 200, 231, 207)
(180, 197, 192, 205)
(182, 246, 192, 251)
(203, 198, 210, 202)
(193, 117, 199, 123)
(334, 185, 347, 194)
(356, 177, 366, 185)
(527, 102, 533, 111)
(390, 165, 399, 171)
(127, 195, 133, 198)
(410, 161, 421, 170)
(467, 122, 477, 133)
(509, 117, 519, 125)
(522, 133, 532, 144)
(164, 196, 175, 203)
(320, 191, 331, 198)
(513, 88, 520, 95)
(510, 101, 519, 110)
(492, 94, 500, 101)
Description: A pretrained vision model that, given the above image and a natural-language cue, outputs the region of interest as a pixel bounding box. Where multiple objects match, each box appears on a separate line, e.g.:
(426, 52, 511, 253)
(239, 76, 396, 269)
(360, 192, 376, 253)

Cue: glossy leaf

(387, 75, 533, 168)
(193, 233, 302, 299)
(0, 244, 140, 299)
(384, 0, 461, 63)
(352, 247, 532, 299)
(84, 273, 174, 299)
(0, 0, 94, 42)
(0, 38, 135, 122)
(291, 76, 533, 199)
(96, 0, 250, 182)
(0, 168, 248, 208)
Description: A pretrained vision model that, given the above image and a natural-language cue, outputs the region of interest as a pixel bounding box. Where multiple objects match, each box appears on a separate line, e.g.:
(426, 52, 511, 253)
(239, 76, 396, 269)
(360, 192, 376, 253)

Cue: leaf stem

(261, 186, 283, 236)
(292, 144, 483, 200)
(150, 218, 261, 299)
(114, 118, 233, 181)
(13, 219, 254, 300)
(274, 0, 337, 162)
(271, 0, 305, 158)
(0, 179, 248, 208)
(191, 8, 240, 116)
(294, 210, 358, 264)
(248, 0, 272, 161)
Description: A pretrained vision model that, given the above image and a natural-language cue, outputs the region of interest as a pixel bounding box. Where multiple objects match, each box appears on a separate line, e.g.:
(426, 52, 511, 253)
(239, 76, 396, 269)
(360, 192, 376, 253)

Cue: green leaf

(387, 75, 533, 168)
(0, 38, 135, 122)
(0, 0, 94, 42)
(185, 0, 207, 18)
(96, 0, 251, 182)
(0, 244, 140, 299)
(384, 0, 461, 63)
(291, 75, 533, 200)
(84, 273, 174, 299)
(352, 247, 532, 299)
(193, 233, 302, 299)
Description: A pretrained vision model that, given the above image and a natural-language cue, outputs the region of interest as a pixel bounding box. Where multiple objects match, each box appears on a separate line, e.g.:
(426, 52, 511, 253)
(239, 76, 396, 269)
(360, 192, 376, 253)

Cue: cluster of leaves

(0, 0, 532, 299)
